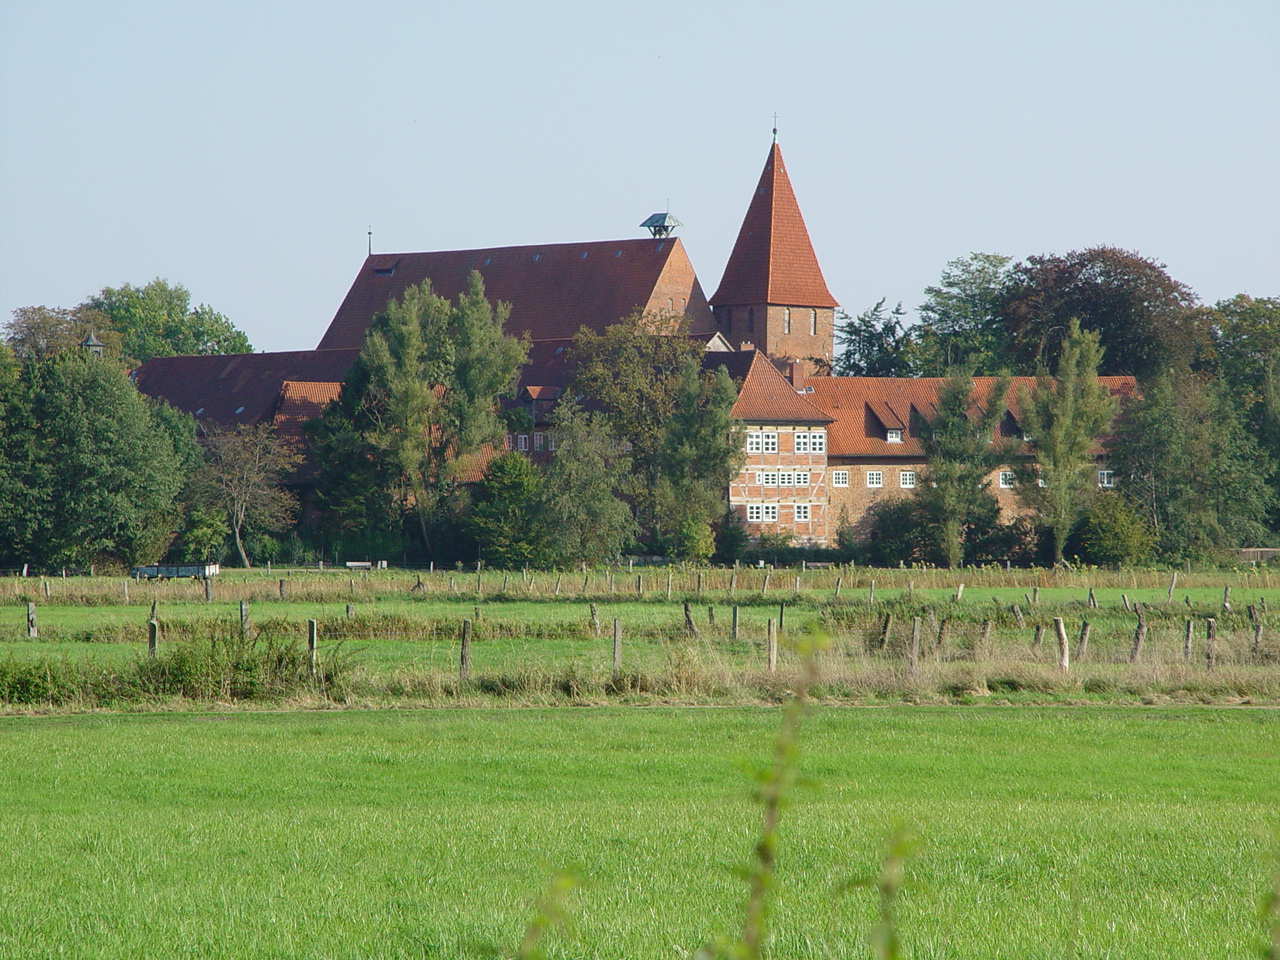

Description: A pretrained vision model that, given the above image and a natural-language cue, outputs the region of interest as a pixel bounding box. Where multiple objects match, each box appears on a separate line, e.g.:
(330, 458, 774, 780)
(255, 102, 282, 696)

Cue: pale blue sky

(3, 0, 1276, 353)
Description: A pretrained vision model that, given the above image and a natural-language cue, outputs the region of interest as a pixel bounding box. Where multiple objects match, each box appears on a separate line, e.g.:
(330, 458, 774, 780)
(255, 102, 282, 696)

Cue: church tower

(710, 142, 838, 367)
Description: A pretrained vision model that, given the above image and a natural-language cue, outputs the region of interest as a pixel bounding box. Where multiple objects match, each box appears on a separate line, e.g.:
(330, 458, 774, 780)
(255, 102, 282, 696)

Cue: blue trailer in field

(130, 563, 221, 580)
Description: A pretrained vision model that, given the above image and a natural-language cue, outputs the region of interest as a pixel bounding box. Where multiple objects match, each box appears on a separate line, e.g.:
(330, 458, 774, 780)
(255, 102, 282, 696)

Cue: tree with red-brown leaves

(997, 246, 1213, 379)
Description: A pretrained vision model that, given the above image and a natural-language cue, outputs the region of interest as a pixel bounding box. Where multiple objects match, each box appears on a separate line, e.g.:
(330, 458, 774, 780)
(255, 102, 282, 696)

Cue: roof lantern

(640, 212, 681, 238)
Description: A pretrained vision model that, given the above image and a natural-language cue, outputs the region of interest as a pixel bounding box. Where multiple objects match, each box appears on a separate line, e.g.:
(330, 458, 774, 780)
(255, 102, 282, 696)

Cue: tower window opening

(783, 307, 791, 334)
(810, 308, 818, 335)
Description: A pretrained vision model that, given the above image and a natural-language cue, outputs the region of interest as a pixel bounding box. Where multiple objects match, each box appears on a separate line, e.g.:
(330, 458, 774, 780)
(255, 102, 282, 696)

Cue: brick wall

(763, 305, 834, 364)
(729, 424, 830, 544)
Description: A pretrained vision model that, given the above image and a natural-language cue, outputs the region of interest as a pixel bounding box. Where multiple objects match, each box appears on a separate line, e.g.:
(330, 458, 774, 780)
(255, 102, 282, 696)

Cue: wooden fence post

(150, 599, 157, 621)
(346, 603, 354, 618)
(1183, 619, 1193, 662)
(612, 618, 622, 677)
(977, 620, 993, 661)
(1012, 604, 1025, 628)
(955, 583, 965, 603)
(1031, 586, 1040, 606)
(762, 571, 771, 595)
(278, 579, 287, 600)
(731, 605, 740, 642)
(729, 570, 738, 596)
(148, 619, 159, 658)
(879, 613, 894, 650)
(460, 619, 472, 683)
(1222, 586, 1231, 612)
(666, 568, 673, 601)
(834, 576, 842, 600)
(635, 575, 642, 598)
(26, 602, 37, 639)
(683, 601, 699, 637)
(1075, 621, 1091, 662)
(868, 579, 876, 604)
(204, 577, 213, 602)
(1205, 618, 1217, 670)
(1121, 594, 1130, 612)
(1032, 622, 1044, 651)
(1249, 605, 1263, 661)
(590, 603, 601, 638)
(307, 619, 318, 678)
(696, 572, 703, 598)
(935, 618, 949, 657)
(766, 619, 778, 674)
(1053, 617, 1070, 672)
(777, 603, 786, 633)
(239, 600, 250, 637)
(1129, 608, 1148, 663)
(793, 574, 801, 594)
(1087, 586, 1097, 609)
(123, 580, 129, 603)
(1167, 571, 1178, 600)
(908, 617, 921, 674)
(42, 579, 50, 600)
(707, 606, 715, 627)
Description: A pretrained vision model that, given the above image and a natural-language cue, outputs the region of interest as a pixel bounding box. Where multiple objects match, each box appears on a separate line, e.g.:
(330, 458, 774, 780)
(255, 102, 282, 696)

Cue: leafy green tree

(312, 273, 527, 556)
(1211, 294, 1280, 408)
(4, 305, 121, 360)
(1110, 373, 1273, 559)
(469, 452, 548, 568)
(997, 247, 1211, 378)
(193, 424, 301, 568)
(834, 299, 915, 376)
(913, 253, 1014, 375)
(569, 313, 706, 547)
(1069, 493, 1154, 566)
(84, 278, 251, 362)
(653, 360, 744, 559)
(537, 399, 635, 566)
(1014, 320, 1118, 563)
(915, 368, 1013, 567)
(0, 352, 188, 569)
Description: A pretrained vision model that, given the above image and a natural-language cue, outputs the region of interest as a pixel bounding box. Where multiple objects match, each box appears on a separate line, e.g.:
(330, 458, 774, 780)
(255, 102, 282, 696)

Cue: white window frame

(747, 504, 763, 522)
(517, 434, 529, 452)
(794, 471, 809, 487)
(746, 432, 762, 454)
(547, 435, 557, 452)
(793, 432, 810, 454)
(761, 471, 778, 488)
(866, 471, 884, 489)
(999, 470, 1016, 489)
(761, 504, 778, 522)
(886, 428, 903, 444)
(810, 430, 825, 453)
(1098, 470, 1115, 488)
(504, 434, 513, 451)
(761, 432, 778, 453)
(794, 503, 811, 522)
(832, 470, 849, 488)
(533, 432, 544, 451)
(900, 470, 917, 489)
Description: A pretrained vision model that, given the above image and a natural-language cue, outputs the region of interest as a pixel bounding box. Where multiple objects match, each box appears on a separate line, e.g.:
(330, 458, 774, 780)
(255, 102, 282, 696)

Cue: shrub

(1069, 493, 1155, 566)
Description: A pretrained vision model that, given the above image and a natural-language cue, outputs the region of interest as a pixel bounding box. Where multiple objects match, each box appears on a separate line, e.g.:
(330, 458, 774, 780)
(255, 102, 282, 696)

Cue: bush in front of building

(1066, 492, 1155, 567)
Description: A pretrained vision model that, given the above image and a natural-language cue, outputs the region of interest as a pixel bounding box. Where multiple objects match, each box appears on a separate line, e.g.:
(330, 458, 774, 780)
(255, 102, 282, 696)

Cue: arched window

(810, 308, 818, 335)
(783, 307, 791, 334)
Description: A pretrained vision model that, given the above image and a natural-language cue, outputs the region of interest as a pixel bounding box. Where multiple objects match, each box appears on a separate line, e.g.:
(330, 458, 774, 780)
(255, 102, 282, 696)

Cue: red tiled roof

(807, 375, 1137, 457)
(317, 237, 715, 351)
(710, 143, 838, 309)
(272, 380, 342, 445)
(710, 349, 833, 424)
(132, 349, 359, 428)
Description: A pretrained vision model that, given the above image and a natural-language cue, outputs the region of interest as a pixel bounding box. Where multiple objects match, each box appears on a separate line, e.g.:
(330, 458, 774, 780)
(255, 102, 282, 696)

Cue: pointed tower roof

(710, 143, 838, 309)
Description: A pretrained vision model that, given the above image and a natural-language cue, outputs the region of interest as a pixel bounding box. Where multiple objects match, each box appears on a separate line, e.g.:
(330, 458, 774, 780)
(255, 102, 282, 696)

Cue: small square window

(794, 432, 810, 454)
(811, 431, 825, 453)
(762, 504, 778, 522)
(1098, 470, 1115, 488)
(794, 472, 809, 487)
(867, 471, 884, 489)
(886, 429, 903, 443)
(794, 503, 811, 522)
(761, 432, 778, 453)
(517, 434, 529, 451)
(832, 470, 849, 488)
(999, 471, 1016, 489)
(900, 470, 917, 489)
(762, 472, 778, 487)
(746, 433, 762, 454)
(778, 471, 792, 486)
(747, 504, 762, 522)
(533, 432, 544, 451)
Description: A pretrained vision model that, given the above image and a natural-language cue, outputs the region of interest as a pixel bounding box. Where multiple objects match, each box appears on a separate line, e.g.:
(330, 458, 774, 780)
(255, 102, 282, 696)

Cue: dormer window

(886, 428, 903, 443)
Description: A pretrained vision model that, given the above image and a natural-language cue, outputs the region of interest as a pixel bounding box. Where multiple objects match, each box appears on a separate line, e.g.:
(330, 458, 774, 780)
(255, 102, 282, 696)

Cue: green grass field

(0, 706, 1275, 959)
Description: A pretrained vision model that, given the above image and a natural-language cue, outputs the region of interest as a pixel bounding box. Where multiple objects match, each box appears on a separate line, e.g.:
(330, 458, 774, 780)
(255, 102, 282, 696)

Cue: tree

(997, 247, 1211, 378)
(1211, 294, 1280, 408)
(84, 278, 252, 362)
(833, 299, 915, 376)
(311, 273, 527, 557)
(4, 305, 121, 360)
(1070, 494, 1154, 566)
(913, 253, 1014, 375)
(1014, 320, 1118, 563)
(569, 314, 709, 548)
(652, 360, 744, 559)
(468, 452, 548, 568)
(193, 424, 301, 568)
(915, 368, 1014, 567)
(537, 399, 636, 566)
(0, 352, 188, 569)
(1109, 373, 1273, 559)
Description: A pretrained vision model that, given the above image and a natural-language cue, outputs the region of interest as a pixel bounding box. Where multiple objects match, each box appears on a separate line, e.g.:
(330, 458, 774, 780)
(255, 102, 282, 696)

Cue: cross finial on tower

(367, 226, 372, 256)
(772, 113, 778, 143)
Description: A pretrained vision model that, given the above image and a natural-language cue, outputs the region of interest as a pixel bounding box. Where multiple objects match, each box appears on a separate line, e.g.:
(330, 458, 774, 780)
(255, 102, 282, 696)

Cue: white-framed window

(867, 471, 884, 489)
(548, 435, 557, 452)
(810, 430, 825, 453)
(779, 471, 794, 486)
(761, 432, 778, 453)
(746, 433, 762, 454)
(517, 434, 529, 451)
(533, 432, 544, 451)
(832, 470, 850, 488)
(794, 432, 810, 454)
(794, 503, 811, 522)
(810, 308, 818, 335)
(761, 472, 778, 487)
(886, 428, 903, 443)
(783, 306, 791, 334)
(761, 504, 778, 522)
(746, 504, 762, 522)
(999, 470, 1016, 489)
(504, 434, 513, 451)
(900, 470, 917, 489)
(794, 472, 809, 487)
(1098, 470, 1116, 488)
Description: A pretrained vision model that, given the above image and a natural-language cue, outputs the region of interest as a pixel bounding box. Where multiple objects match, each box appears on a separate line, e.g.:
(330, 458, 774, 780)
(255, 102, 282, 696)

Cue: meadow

(0, 706, 1275, 959)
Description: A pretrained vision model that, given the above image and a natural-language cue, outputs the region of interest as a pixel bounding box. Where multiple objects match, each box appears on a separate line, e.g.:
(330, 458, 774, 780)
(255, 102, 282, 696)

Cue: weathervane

(772, 113, 778, 142)
(367, 226, 372, 256)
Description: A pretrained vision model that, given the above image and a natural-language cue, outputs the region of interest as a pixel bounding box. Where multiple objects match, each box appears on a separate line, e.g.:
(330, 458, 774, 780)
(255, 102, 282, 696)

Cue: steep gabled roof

(710, 143, 838, 309)
(132, 349, 359, 428)
(317, 237, 714, 350)
(708, 349, 833, 424)
(806, 375, 1138, 457)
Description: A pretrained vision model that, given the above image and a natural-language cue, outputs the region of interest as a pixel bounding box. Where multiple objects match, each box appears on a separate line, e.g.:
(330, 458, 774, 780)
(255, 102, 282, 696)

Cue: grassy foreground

(0, 707, 1275, 958)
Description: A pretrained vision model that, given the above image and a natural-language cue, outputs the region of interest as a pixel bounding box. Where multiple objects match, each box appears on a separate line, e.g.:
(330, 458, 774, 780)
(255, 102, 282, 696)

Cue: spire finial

(772, 113, 778, 143)
(367, 226, 372, 256)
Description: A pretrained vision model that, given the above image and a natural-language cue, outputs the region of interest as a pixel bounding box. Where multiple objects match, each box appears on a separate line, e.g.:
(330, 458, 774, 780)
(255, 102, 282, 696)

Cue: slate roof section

(132, 349, 359, 428)
(710, 143, 838, 309)
(708, 349, 833, 424)
(806, 376, 1137, 457)
(317, 237, 715, 351)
